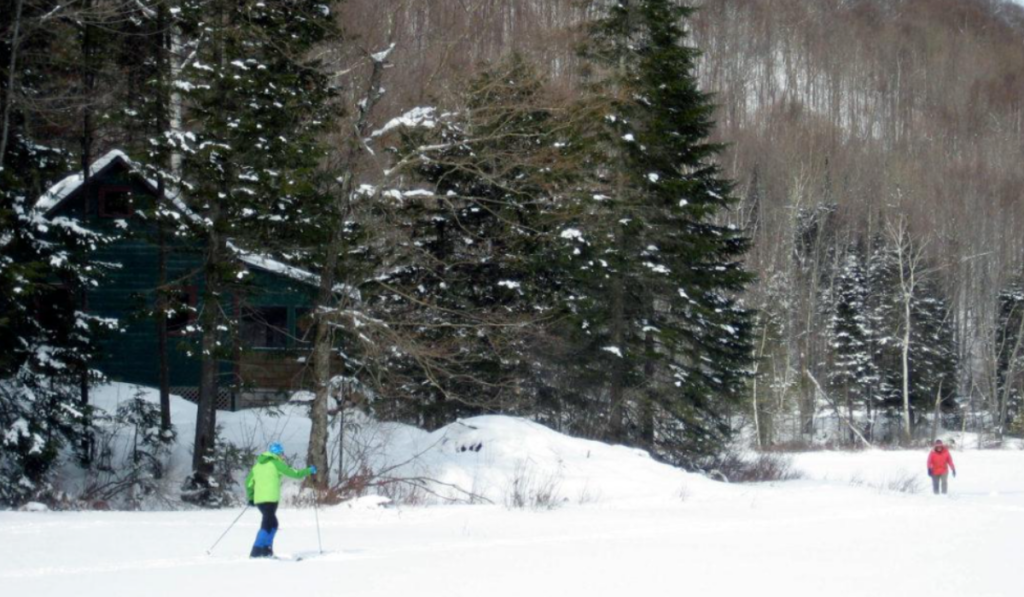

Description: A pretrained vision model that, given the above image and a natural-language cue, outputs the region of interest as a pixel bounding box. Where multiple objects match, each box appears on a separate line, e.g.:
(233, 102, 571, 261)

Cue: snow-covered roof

(228, 242, 361, 301)
(36, 149, 360, 301)
(36, 150, 157, 215)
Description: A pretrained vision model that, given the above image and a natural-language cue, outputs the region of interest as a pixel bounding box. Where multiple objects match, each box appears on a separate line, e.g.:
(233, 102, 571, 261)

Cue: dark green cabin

(37, 150, 324, 409)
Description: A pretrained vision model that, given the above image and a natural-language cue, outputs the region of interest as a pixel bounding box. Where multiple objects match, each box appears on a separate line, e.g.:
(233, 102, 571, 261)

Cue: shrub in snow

(83, 388, 177, 508)
(848, 470, 920, 495)
(504, 460, 564, 510)
(181, 425, 250, 507)
(701, 451, 802, 484)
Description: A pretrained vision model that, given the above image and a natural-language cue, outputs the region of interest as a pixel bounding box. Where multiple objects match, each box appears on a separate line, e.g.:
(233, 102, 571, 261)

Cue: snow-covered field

(3, 385, 1023, 597)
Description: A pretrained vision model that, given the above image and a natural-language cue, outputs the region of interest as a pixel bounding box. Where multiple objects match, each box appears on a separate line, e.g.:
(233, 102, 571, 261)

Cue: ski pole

(207, 504, 249, 555)
(313, 487, 323, 554)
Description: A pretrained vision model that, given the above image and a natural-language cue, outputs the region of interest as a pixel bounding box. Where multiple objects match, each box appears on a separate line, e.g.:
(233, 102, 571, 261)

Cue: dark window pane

(241, 306, 288, 349)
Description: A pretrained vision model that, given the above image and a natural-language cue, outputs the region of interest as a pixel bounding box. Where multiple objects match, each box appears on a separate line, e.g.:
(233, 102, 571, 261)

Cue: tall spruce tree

(168, 0, 339, 499)
(369, 56, 575, 429)
(1, 0, 120, 505)
(566, 0, 754, 465)
(828, 250, 880, 443)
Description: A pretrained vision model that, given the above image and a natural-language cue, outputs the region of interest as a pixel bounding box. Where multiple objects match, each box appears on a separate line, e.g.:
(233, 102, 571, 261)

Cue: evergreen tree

(371, 56, 574, 429)
(865, 238, 956, 437)
(168, 0, 340, 498)
(828, 250, 880, 442)
(997, 280, 1024, 431)
(565, 0, 754, 465)
(1, 0, 121, 505)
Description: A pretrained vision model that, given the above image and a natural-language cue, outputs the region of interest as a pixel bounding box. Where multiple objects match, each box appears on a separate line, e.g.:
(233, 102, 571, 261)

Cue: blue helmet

(268, 442, 284, 455)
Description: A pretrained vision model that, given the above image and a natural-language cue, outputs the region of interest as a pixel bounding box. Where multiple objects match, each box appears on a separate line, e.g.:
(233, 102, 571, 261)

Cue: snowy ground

(4, 385, 1023, 596)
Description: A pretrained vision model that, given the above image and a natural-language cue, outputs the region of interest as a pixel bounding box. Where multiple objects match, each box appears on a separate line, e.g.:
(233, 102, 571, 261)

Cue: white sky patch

(622, 134, 635, 142)
(648, 173, 660, 183)
(497, 280, 521, 290)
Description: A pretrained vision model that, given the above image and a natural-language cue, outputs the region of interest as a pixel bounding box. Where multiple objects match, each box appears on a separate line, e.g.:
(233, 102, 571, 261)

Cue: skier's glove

(309, 465, 318, 475)
(248, 500, 255, 507)
(952, 470, 956, 478)
(927, 469, 933, 477)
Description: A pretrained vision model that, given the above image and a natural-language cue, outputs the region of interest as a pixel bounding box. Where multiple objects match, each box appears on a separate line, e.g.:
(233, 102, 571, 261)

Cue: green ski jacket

(245, 452, 311, 504)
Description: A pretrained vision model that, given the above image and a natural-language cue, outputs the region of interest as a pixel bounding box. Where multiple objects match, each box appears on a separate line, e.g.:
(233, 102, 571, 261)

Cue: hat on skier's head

(934, 439, 943, 445)
(268, 442, 284, 455)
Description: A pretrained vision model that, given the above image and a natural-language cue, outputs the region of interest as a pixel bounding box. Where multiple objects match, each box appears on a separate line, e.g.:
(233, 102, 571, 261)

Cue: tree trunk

(306, 48, 389, 485)
(157, 210, 171, 431)
(901, 292, 912, 443)
(641, 318, 656, 449)
(931, 380, 943, 442)
(0, 0, 24, 165)
(192, 227, 224, 481)
(307, 292, 335, 488)
(156, 5, 172, 432)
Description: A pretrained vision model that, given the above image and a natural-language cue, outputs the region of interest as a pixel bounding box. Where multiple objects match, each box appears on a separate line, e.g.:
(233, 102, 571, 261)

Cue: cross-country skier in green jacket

(245, 442, 315, 558)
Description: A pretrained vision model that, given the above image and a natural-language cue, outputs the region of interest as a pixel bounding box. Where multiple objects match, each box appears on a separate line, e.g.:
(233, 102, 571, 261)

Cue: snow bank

(65, 383, 720, 509)
(372, 415, 724, 507)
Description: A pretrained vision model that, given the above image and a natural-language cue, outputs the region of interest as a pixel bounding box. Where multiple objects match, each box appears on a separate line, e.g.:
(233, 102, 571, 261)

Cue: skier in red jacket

(927, 439, 956, 495)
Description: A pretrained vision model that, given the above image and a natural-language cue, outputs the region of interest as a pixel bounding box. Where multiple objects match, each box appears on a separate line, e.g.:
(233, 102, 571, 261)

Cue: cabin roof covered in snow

(35, 150, 159, 216)
(228, 242, 361, 300)
(36, 149, 359, 300)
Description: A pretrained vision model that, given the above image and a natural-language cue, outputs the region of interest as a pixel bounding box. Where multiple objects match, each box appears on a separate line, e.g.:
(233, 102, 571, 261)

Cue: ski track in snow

(6, 384, 1023, 596)
(4, 459, 1024, 597)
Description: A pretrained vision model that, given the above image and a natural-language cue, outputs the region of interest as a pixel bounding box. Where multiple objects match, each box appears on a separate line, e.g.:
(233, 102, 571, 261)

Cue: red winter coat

(927, 448, 955, 476)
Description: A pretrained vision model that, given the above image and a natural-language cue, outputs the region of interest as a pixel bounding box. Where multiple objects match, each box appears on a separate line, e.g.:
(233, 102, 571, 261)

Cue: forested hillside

(334, 0, 1024, 446)
(3, 0, 1024, 505)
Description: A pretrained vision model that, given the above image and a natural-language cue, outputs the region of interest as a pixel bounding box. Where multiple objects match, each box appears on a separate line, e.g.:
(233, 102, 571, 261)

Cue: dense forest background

(4, 0, 1024, 504)
(336, 0, 1024, 446)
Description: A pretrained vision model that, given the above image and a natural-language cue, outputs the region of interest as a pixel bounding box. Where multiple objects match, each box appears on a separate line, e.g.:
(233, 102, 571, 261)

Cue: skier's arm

(245, 468, 255, 502)
(272, 458, 311, 479)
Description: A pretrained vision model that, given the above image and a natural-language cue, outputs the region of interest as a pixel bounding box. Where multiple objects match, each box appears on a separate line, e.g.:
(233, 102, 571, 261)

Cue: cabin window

(98, 187, 134, 218)
(166, 286, 197, 335)
(241, 306, 289, 349)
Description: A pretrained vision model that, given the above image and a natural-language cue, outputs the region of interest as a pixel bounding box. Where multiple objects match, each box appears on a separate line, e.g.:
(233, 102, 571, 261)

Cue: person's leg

(940, 473, 948, 495)
(251, 503, 276, 557)
(265, 502, 279, 556)
(932, 474, 940, 495)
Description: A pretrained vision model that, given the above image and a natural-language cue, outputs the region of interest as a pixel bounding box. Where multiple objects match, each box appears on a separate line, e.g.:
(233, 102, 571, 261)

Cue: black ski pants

(258, 502, 279, 532)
